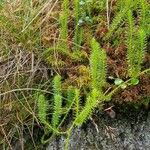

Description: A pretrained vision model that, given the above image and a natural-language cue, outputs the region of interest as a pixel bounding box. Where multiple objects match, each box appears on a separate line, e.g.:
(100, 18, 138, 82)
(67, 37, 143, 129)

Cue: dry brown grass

(0, 0, 60, 149)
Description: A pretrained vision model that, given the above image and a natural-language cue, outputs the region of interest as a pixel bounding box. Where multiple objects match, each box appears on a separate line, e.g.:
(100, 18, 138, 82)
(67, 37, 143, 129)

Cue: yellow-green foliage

(126, 10, 135, 77)
(59, 0, 69, 40)
(74, 38, 107, 126)
(52, 75, 62, 128)
(73, 0, 83, 50)
(106, 0, 132, 39)
(52, 94, 62, 128)
(58, 0, 69, 53)
(135, 29, 146, 74)
(90, 38, 107, 92)
(139, 0, 149, 34)
(66, 86, 76, 106)
(75, 88, 99, 126)
(126, 10, 147, 78)
(53, 75, 62, 95)
(37, 94, 48, 124)
(74, 88, 80, 117)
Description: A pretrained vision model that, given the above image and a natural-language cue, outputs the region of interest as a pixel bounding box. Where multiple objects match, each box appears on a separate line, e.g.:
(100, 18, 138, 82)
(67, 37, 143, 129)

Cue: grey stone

(47, 110, 150, 150)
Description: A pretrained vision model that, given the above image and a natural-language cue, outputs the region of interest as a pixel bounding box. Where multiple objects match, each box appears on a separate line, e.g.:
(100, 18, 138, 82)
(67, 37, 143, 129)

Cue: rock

(47, 108, 150, 150)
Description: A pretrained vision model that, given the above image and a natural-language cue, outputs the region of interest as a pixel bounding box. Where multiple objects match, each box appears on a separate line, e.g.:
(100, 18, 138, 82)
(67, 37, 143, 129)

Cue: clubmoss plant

(74, 88, 80, 117)
(73, 0, 83, 50)
(90, 38, 107, 92)
(139, 0, 149, 34)
(74, 88, 99, 126)
(106, 0, 133, 39)
(66, 86, 76, 107)
(37, 94, 48, 124)
(52, 94, 62, 128)
(126, 10, 147, 79)
(58, 0, 69, 53)
(52, 75, 62, 128)
(37, 36, 150, 149)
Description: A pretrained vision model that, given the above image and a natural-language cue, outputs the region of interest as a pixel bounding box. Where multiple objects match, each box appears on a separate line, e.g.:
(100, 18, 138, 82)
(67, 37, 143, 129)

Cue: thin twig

(1, 126, 13, 150)
(106, 0, 110, 29)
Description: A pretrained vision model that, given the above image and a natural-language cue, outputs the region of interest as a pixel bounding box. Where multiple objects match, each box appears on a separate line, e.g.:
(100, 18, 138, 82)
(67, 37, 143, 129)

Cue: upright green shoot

(58, 0, 69, 53)
(90, 38, 107, 92)
(52, 75, 62, 128)
(126, 10, 147, 78)
(139, 0, 149, 34)
(73, 0, 83, 50)
(37, 94, 48, 124)
(106, 0, 132, 39)
(75, 88, 99, 126)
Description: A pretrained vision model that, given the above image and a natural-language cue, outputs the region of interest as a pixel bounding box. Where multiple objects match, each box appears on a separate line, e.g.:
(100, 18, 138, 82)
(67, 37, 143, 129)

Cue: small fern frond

(52, 94, 62, 128)
(37, 94, 48, 124)
(90, 38, 107, 91)
(75, 89, 99, 126)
